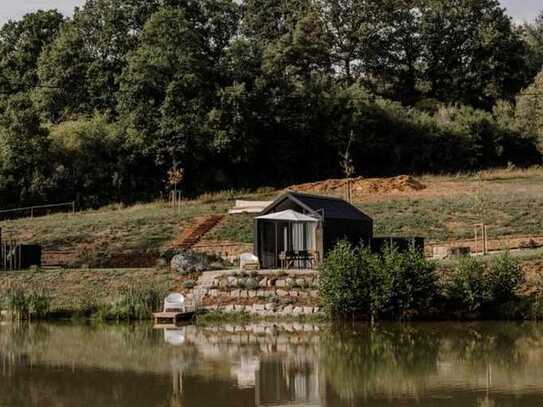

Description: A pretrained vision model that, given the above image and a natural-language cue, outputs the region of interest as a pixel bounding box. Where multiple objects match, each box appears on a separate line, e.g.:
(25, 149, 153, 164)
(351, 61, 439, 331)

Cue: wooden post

(483, 225, 488, 256)
(274, 222, 278, 269)
(474, 226, 478, 255)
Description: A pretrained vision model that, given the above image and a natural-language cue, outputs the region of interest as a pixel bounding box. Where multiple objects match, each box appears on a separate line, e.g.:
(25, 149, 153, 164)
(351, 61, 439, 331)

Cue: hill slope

(2, 168, 543, 267)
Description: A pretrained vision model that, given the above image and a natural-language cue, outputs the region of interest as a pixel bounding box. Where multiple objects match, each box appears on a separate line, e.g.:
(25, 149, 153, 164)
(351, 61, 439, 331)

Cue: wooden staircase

(174, 215, 224, 250)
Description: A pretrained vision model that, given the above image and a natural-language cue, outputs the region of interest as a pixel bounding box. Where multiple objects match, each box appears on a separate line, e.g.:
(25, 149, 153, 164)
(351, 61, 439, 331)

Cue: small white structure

(228, 200, 272, 214)
(164, 293, 185, 312)
(240, 253, 260, 270)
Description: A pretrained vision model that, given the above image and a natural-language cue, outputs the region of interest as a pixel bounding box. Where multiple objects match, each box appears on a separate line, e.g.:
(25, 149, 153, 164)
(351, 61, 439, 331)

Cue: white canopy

(256, 209, 319, 222)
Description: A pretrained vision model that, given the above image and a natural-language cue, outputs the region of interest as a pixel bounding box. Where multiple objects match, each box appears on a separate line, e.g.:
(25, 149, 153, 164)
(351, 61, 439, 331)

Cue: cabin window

(292, 223, 316, 251)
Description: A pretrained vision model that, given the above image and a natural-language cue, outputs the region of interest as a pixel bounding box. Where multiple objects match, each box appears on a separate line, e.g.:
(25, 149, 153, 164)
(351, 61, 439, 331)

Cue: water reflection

(1, 322, 543, 406)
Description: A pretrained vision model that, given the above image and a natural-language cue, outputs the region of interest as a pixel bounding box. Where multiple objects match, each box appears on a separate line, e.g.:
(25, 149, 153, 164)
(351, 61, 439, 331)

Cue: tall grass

(96, 285, 167, 321)
(4, 287, 51, 320)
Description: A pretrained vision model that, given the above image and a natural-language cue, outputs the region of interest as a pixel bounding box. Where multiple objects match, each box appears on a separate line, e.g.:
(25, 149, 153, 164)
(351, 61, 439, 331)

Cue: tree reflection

(319, 323, 543, 404)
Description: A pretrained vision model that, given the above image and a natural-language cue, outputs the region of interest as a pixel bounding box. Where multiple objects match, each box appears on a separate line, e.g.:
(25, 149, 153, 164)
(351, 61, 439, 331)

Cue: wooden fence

(0, 202, 75, 221)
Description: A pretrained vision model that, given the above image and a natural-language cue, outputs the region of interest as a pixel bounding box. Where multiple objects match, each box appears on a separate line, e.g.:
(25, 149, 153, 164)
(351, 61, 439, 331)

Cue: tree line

(1, 0, 543, 207)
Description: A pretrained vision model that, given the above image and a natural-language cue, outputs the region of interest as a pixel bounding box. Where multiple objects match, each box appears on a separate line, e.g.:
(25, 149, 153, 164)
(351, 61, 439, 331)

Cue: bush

(530, 276, 543, 321)
(319, 241, 369, 318)
(446, 253, 525, 316)
(447, 256, 488, 313)
(319, 241, 437, 321)
(378, 246, 438, 320)
(487, 252, 524, 303)
(183, 280, 195, 289)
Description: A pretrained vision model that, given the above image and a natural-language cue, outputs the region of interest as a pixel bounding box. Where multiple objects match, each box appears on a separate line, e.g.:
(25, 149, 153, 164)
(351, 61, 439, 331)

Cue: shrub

(183, 280, 195, 289)
(486, 251, 524, 303)
(530, 276, 543, 321)
(319, 241, 369, 318)
(447, 256, 488, 313)
(378, 246, 437, 320)
(319, 241, 436, 321)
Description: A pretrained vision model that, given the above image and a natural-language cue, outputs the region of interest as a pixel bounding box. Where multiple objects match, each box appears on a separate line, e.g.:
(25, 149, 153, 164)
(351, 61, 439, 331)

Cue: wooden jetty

(153, 311, 195, 326)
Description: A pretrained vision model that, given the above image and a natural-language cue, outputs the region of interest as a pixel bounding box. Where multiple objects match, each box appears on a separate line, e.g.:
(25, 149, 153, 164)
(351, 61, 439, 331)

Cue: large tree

(421, 0, 529, 108)
(242, 0, 310, 44)
(0, 10, 64, 94)
(118, 2, 240, 188)
(522, 11, 543, 78)
(515, 70, 543, 150)
(0, 94, 51, 204)
(35, 0, 162, 120)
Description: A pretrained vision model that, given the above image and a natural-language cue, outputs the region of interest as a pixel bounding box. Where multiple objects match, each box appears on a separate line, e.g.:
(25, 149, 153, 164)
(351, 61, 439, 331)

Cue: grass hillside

(211, 168, 543, 243)
(2, 167, 543, 267)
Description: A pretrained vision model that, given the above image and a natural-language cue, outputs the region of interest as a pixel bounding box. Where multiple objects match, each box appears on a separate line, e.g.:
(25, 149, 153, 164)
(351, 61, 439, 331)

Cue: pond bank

(2, 256, 543, 322)
(0, 268, 171, 319)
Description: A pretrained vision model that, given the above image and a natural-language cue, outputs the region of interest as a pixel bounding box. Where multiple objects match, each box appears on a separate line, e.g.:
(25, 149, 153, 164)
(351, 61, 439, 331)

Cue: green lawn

(364, 189, 543, 241)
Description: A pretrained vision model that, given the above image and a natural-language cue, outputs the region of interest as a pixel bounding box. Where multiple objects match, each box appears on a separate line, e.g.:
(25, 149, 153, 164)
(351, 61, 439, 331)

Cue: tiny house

(254, 192, 373, 269)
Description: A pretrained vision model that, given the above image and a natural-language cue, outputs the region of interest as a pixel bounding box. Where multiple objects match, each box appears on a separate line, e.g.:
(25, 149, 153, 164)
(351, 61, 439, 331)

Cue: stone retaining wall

(185, 270, 322, 316)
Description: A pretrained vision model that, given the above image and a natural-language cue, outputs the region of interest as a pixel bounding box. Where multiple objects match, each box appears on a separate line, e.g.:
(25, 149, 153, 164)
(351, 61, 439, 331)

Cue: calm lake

(2, 321, 543, 406)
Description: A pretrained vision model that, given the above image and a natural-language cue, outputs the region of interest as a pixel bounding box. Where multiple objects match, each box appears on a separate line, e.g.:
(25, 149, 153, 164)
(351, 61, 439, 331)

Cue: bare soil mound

(289, 175, 426, 197)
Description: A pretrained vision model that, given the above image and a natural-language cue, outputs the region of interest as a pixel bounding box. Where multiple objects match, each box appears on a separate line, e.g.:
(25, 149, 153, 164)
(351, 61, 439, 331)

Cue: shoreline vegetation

(319, 242, 541, 322)
(2, 243, 543, 323)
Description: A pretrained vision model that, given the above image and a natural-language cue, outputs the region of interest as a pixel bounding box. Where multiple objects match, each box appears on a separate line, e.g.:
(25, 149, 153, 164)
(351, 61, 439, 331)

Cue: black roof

(261, 191, 373, 222)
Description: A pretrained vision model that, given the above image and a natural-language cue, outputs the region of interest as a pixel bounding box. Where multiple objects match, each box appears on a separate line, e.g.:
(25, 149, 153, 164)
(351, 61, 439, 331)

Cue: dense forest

(1, 0, 543, 207)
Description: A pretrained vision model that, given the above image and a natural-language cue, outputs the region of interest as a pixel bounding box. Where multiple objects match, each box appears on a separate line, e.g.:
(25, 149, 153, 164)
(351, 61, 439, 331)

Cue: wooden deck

(152, 311, 195, 326)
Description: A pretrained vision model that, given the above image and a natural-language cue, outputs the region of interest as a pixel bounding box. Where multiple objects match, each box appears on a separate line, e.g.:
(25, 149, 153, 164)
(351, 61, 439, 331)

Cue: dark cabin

(254, 192, 373, 269)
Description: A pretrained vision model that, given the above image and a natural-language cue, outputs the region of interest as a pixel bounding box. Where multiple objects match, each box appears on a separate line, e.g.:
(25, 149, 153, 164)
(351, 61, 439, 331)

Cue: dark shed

(254, 192, 373, 269)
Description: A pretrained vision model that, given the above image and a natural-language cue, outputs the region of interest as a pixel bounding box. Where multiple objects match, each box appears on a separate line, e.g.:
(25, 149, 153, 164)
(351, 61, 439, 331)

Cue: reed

(4, 286, 51, 320)
(98, 285, 167, 321)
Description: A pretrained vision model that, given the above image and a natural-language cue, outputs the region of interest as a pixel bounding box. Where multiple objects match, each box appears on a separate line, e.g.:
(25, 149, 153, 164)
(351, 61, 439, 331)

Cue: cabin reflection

(255, 358, 321, 406)
(158, 324, 322, 407)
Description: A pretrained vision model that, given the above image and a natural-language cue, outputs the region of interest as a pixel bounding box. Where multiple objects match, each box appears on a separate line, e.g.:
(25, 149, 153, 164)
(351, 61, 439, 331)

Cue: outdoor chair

(164, 293, 185, 313)
(307, 250, 320, 269)
(279, 251, 297, 269)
